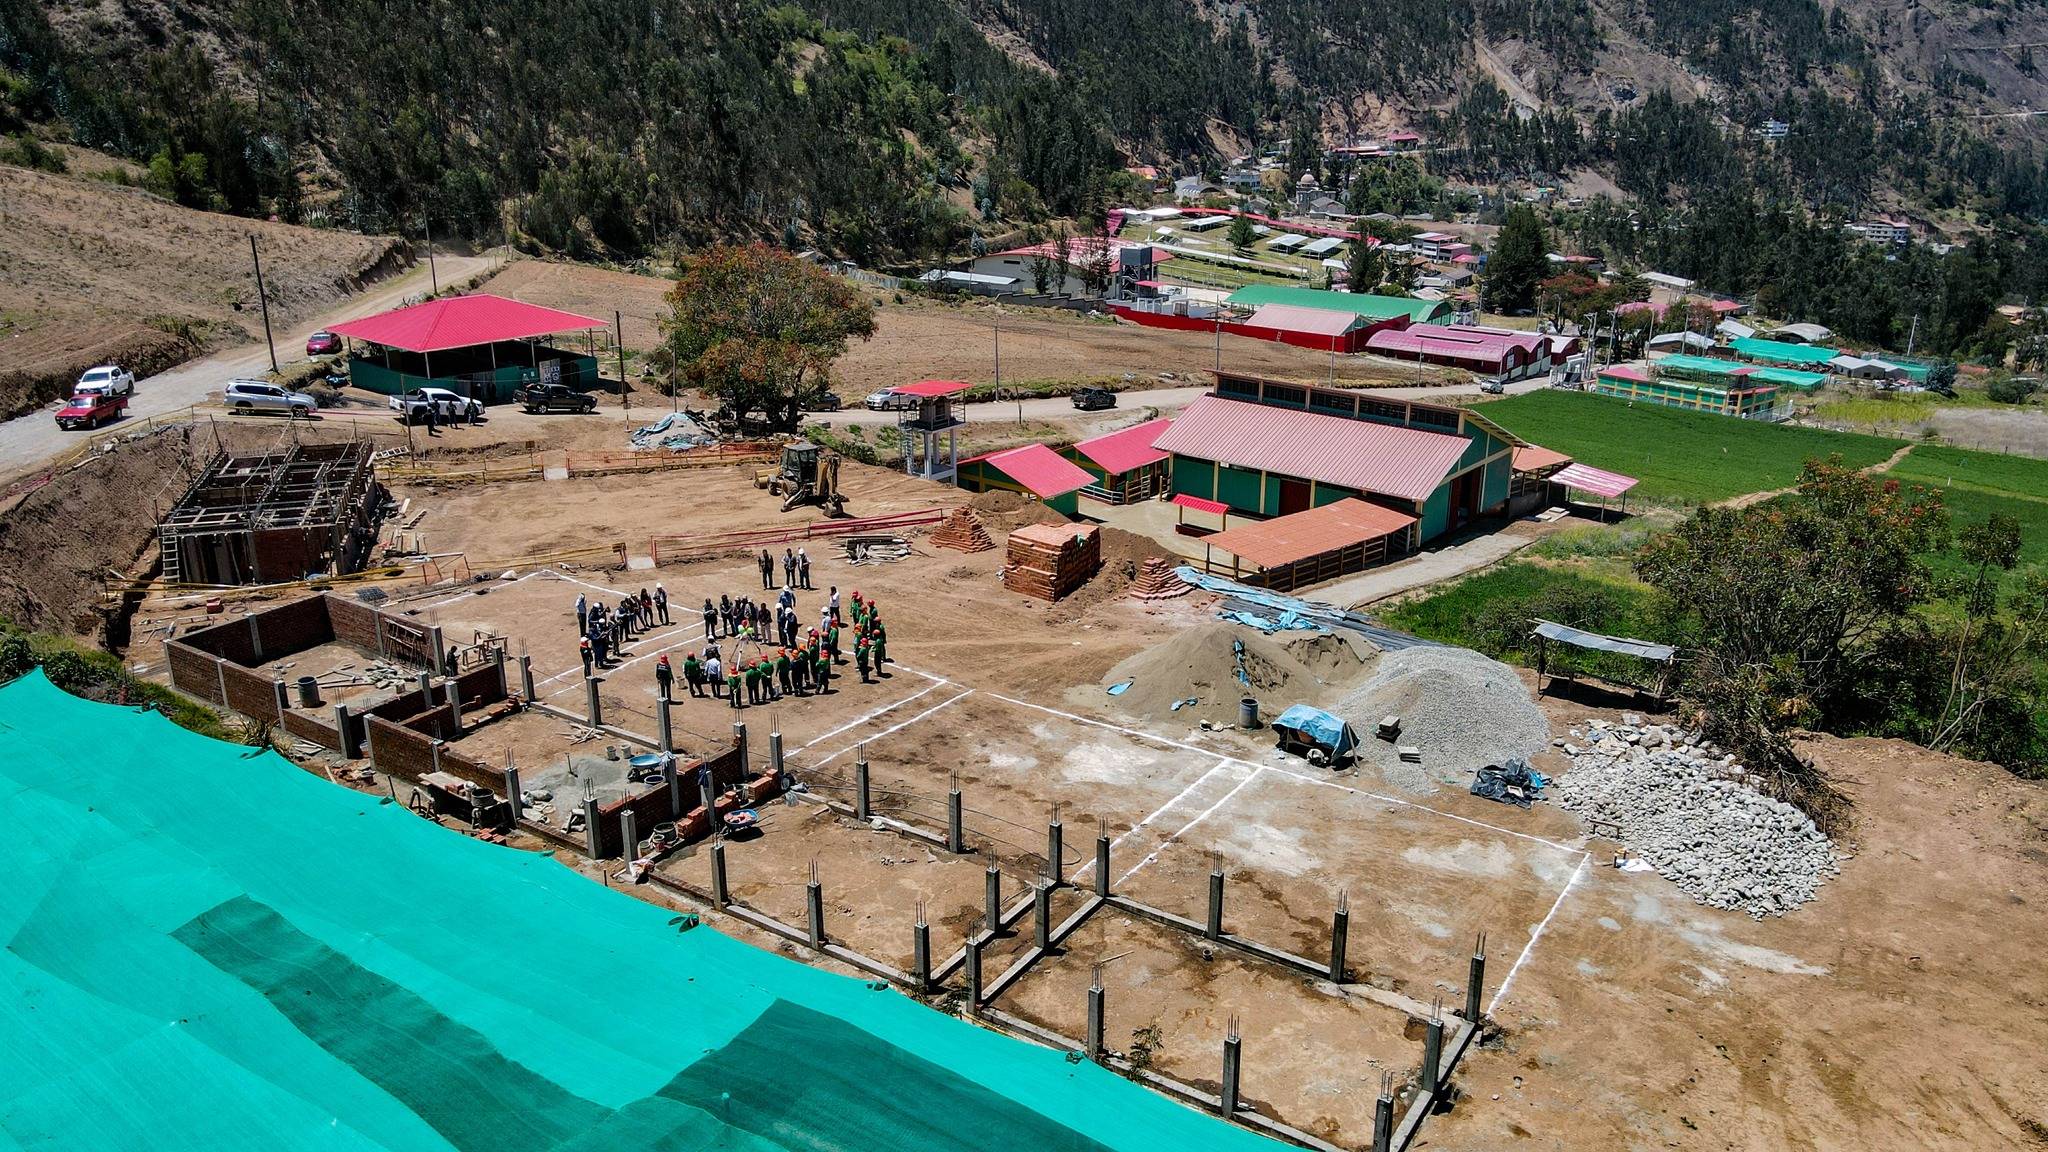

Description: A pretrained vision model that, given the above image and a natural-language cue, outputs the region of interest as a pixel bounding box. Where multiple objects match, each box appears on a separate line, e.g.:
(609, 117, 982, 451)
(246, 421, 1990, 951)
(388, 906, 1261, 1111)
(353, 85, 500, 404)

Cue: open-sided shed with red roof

(328, 293, 609, 402)
(1197, 498, 1418, 591)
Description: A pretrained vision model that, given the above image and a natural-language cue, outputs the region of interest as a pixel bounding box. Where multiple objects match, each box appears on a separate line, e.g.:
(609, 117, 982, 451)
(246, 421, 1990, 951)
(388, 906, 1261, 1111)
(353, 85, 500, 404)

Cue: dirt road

(0, 253, 501, 485)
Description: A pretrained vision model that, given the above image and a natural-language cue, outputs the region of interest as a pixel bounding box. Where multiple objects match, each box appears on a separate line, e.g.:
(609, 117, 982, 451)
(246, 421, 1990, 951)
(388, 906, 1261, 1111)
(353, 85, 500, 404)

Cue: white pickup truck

(75, 365, 135, 398)
(389, 387, 482, 423)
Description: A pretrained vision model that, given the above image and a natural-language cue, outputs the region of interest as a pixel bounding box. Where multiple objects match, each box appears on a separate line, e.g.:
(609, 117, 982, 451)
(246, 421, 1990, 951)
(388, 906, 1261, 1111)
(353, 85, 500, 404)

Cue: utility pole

(423, 216, 439, 295)
(1214, 316, 1222, 371)
(249, 236, 278, 374)
(1907, 314, 1920, 357)
(616, 310, 629, 410)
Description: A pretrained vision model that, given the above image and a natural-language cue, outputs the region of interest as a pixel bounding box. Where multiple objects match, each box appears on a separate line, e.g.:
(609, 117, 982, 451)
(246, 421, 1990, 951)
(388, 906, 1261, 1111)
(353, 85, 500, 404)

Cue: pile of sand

(1046, 524, 1169, 620)
(970, 489, 1069, 534)
(1094, 623, 1377, 727)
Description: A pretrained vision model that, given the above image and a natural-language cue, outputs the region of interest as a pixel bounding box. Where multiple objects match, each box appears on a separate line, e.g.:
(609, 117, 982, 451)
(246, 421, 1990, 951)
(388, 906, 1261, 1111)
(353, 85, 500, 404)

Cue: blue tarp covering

(1272, 704, 1359, 757)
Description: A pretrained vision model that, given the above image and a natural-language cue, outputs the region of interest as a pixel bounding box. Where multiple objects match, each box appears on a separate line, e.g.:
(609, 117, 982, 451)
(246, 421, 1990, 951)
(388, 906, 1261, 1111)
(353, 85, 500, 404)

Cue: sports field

(1475, 391, 1901, 504)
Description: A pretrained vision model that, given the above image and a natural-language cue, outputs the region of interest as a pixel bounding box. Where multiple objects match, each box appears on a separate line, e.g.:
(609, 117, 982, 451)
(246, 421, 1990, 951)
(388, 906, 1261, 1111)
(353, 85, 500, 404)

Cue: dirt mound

(1098, 622, 1377, 727)
(1046, 524, 1164, 620)
(1336, 646, 1550, 794)
(970, 489, 1069, 534)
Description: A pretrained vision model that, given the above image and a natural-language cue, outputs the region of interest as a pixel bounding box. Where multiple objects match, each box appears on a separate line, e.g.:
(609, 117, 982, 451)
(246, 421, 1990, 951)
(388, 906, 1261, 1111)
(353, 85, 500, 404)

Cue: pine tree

(1484, 206, 1549, 313)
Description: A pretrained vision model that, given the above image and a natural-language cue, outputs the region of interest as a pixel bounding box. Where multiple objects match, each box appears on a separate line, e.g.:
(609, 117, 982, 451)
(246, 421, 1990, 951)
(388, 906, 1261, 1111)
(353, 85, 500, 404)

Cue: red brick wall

(178, 615, 258, 664)
(328, 596, 383, 653)
(246, 595, 334, 661)
(365, 715, 435, 781)
(453, 662, 507, 707)
(280, 709, 339, 747)
(166, 641, 226, 705)
(221, 663, 281, 723)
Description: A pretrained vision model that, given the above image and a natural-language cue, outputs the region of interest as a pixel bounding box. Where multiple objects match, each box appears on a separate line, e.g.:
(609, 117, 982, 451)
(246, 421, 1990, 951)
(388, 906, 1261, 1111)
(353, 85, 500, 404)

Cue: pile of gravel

(1554, 718, 1839, 918)
(1335, 646, 1551, 794)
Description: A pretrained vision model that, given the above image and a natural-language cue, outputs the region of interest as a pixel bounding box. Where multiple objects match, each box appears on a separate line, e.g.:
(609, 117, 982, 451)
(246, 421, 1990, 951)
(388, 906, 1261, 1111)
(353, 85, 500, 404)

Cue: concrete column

(519, 653, 536, 700)
(854, 748, 871, 820)
(1206, 854, 1225, 941)
(334, 703, 359, 759)
(768, 730, 784, 780)
(505, 765, 522, 821)
(446, 683, 464, 732)
(698, 769, 718, 827)
(665, 754, 682, 818)
(1220, 1021, 1241, 1116)
(1421, 1012, 1444, 1097)
(582, 796, 602, 860)
(1465, 934, 1487, 1024)
(417, 670, 433, 699)
(430, 740, 443, 776)
(947, 785, 964, 854)
(965, 935, 983, 1009)
(429, 624, 446, 674)
(912, 907, 931, 994)
(732, 721, 748, 776)
(984, 865, 1002, 934)
(1033, 882, 1052, 951)
(656, 696, 673, 752)
(805, 862, 825, 950)
(621, 809, 639, 864)
(1330, 891, 1350, 983)
(1086, 965, 1105, 1061)
(492, 645, 508, 697)
(1094, 831, 1112, 898)
(272, 679, 289, 718)
(1046, 809, 1064, 886)
(710, 842, 729, 904)
(1372, 1088, 1395, 1152)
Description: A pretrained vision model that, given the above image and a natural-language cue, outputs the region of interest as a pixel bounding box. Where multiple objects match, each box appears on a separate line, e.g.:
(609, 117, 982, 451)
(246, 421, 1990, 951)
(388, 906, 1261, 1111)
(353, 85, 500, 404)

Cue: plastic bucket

(296, 676, 321, 708)
(1238, 697, 1259, 729)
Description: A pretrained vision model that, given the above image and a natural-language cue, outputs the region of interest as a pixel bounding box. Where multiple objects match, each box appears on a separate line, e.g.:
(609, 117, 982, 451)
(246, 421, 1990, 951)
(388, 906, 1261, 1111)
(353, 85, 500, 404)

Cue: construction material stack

(1003, 523, 1101, 601)
(1127, 557, 1194, 600)
(930, 508, 995, 553)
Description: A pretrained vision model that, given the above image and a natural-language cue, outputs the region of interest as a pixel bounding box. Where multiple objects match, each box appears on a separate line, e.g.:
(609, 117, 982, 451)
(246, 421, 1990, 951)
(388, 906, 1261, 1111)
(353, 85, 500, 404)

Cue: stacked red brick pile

(1127, 556, 1194, 600)
(1002, 523, 1101, 601)
(930, 507, 995, 553)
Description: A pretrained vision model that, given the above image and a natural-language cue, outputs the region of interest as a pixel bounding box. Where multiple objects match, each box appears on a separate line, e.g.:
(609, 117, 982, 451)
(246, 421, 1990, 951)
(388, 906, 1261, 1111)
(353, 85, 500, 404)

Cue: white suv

(75, 365, 135, 398)
(390, 387, 483, 422)
(223, 379, 317, 417)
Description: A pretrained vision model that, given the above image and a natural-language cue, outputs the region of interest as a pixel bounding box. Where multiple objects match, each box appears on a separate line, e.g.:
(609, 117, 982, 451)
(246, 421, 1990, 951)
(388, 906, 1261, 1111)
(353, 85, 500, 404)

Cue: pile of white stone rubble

(1554, 715, 1840, 918)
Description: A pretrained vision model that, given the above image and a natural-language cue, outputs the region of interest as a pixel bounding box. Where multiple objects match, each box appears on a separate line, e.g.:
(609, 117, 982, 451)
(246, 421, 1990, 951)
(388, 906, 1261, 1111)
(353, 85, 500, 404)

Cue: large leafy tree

(1483, 206, 1550, 313)
(662, 244, 876, 432)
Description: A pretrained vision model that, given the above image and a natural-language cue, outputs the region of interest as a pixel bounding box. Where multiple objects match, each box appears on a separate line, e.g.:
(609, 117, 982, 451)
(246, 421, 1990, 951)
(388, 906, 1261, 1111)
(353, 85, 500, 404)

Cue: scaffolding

(157, 441, 381, 585)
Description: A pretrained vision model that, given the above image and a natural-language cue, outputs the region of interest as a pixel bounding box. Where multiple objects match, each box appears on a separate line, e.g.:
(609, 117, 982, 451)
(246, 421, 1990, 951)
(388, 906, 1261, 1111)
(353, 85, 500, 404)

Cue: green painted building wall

(349, 353, 600, 402)
(1419, 486, 1450, 542)
(956, 458, 1081, 516)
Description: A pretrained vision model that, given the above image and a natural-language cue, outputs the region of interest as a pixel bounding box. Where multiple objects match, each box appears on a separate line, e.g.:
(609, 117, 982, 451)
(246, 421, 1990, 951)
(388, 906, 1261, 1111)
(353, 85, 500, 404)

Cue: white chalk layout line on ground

(1115, 765, 1265, 886)
(1069, 759, 1236, 883)
(985, 692, 1584, 856)
(540, 622, 710, 695)
(796, 681, 950, 752)
(1488, 852, 1592, 1015)
(424, 569, 548, 610)
(806, 690, 976, 770)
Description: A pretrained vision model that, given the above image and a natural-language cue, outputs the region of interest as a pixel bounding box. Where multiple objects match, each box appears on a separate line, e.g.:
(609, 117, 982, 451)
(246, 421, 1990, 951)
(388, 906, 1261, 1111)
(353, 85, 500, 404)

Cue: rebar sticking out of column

(584, 676, 603, 727)
(768, 730, 784, 780)
(1330, 889, 1350, 982)
(582, 796, 601, 860)
(1046, 803, 1064, 885)
(710, 842, 729, 905)
(912, 903, 931, 994)
(518, 653, 535, 701)
(1206, 850, 1225, 940)
(1094, 819, 1111, 897)
(946, 775, 964, 854)
(504, 763, 522, 821)
(1086, 963, 1105, 1061)
(964, 934, 983, 1010)
(732, 721, 748, 774)
(984, 865, 1002, 934)
(1371, 1071, 1396, 1152)
(1421, 999, 1444, 1098)
(665, 753, 682, 817)
(1220, 1015, 1241, 1117)
(657, 696, 673, 752)
(698, 767, 717, 827)
(1465, 932, 1487, 1024)
(805, 861, 825, 950)
(854, 747, 871, 820)
(1032, 882, 1051, 951)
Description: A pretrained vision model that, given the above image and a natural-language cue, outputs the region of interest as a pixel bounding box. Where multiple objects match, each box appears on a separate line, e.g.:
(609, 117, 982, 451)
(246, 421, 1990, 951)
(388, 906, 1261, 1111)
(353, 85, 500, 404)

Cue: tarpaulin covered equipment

(1272, 704, 1359, 761)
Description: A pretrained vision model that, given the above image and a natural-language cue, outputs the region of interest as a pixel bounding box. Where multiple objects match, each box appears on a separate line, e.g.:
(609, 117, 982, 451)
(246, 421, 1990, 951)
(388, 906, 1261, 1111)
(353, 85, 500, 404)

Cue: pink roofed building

(1364, 322, 1557, 380)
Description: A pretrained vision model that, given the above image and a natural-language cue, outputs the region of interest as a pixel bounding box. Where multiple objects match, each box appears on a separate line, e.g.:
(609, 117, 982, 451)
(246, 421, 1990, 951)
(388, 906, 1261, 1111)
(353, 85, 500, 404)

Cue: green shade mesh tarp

(0, 671, 1277, 1152)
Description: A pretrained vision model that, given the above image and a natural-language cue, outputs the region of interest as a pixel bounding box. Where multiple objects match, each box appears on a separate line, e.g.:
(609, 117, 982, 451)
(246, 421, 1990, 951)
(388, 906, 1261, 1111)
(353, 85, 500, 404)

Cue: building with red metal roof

(1364, 323, 1555, 380)
(955, 445, 1096, 515)
(1196, 498, 1419, 591)
(327, 293, 609, 402)
(1058, 418, 1173, 504)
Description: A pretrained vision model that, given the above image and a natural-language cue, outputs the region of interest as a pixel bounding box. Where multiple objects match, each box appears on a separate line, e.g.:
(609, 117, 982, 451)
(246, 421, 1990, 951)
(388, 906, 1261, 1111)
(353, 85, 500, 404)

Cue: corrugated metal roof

(1552, 462, 1638, 498)
(1073, 418, 1173, 474)
(1171, 493, 1230, 516)
(1152, 395, 1468, 503)
(327, 294, 605, 353)
(1202, 499, 1417, 568)
(1532, 619, 1675, 661)
(1597, 366, 1653, 383)
(1242, 303, 1361, 337)
(1511, 445, 1572, 473)
(1731, 337, 1839, 366)
(964, 444, 1094, 499)
(1366, 323, 1544, 357)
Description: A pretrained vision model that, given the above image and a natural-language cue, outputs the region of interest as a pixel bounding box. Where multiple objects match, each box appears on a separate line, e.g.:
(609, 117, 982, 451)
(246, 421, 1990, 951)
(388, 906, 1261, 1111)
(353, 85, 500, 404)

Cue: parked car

(306, 331, 341, 356)
(512, 382, 598, 414)
(1071, 386, 1117, 411)
(805, 391, 843, 412)
(74, 365, 134, 398)
(223, 379, 317, 417)
(55, 392, 126, 431)
(1478, 379, 1506, 395)
(863, 388, 917, 411)
(390, 387, 483, 423)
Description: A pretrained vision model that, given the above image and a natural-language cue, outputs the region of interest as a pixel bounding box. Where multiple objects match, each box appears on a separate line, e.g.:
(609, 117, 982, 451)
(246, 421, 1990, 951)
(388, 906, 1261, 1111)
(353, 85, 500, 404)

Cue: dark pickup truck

(513, 383, 598, 414)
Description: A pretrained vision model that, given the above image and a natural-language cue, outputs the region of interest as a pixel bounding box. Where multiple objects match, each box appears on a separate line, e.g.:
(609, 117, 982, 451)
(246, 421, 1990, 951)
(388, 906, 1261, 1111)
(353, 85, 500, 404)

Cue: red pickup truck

(55, 392, 127, 431)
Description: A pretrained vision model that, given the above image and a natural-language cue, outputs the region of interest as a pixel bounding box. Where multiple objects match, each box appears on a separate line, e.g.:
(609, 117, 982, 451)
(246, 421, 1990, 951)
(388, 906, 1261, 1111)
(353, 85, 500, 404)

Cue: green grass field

(1476, 390, 1902, 504)
(1889, 445, 2048, 583)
